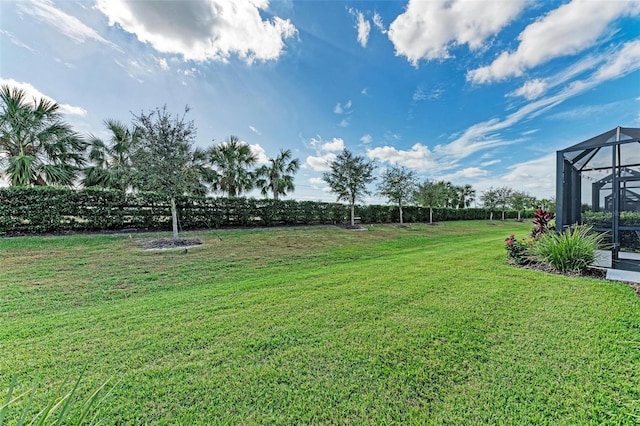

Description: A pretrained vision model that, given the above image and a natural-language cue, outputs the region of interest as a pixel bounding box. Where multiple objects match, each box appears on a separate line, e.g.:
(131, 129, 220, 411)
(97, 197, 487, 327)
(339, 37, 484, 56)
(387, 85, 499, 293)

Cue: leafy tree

(82, 119, 141, 191)
(456, 184, 476, 208)
(377, 166, 417, 224)
(496, 186, 513, 220)
(129, 105, 204, 240)
(256, 149, 300, 200)
(510, 190, 533, 221)
(414, 180, 449, 223)
(481, 187, 499, 222)
(207, 135, 257, 197)
(0, 85, 86, 186)
(322, 148, 375, 227)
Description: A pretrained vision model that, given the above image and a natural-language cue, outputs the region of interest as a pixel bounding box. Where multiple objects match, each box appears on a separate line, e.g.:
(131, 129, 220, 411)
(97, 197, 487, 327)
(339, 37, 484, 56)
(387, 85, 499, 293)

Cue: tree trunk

(501, 210, 505, 221)
(170, 197, 179, 240)
(517, 210, 521, 221)
(399, 204, 403, 224)
(490, 211, 494, 222)
(350, 203, 355, 227)
(429, 207, 433, 224)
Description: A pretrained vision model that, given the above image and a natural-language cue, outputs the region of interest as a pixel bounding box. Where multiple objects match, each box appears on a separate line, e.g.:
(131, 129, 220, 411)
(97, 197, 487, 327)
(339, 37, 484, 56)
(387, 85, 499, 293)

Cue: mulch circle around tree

(142, 238, 202, 250)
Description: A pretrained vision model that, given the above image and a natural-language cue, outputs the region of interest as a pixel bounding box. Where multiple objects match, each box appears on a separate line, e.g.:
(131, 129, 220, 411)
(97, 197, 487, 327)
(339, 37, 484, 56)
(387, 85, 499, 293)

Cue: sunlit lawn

(1, 221, 639, 424)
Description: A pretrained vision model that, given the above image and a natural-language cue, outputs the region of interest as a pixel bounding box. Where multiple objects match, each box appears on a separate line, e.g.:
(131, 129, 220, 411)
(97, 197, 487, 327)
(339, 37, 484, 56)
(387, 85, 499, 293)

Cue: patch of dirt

(141, 238, 202, 250)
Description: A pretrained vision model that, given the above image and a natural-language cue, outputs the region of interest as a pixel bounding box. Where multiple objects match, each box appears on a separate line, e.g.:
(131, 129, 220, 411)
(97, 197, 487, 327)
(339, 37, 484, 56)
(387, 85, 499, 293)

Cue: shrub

(505, 234, 534, 265)
(531, 208, 554, 238)
(531, 225, 605, 272)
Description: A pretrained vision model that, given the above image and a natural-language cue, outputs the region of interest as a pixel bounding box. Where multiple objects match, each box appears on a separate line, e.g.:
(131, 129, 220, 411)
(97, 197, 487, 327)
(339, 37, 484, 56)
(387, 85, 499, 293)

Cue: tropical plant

(531, 208, 554, 238)
(456, 184, 476, 209)
(322, 148, 375, 227)
(256, 149, 300, 200)
(82, 119, 141, 191)
(531, 225, 605, 272)
(207, 135, 257, 197)
(504, 234, 534, 265)
(0, 85, 86, 187)
(377, 166, 418, 224)
(129, 105, 204, 240)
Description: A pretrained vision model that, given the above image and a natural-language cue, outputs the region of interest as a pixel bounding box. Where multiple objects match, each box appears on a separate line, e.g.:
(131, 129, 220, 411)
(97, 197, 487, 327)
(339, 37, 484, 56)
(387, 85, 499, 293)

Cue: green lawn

(1, 221, 639, 424)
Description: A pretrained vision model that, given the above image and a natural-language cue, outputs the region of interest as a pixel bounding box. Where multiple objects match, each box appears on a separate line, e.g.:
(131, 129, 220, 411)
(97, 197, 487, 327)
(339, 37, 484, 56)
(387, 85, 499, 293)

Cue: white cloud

(509, 79, 548, 100)
(0, 78, 87, 116)
(593, 39, 640, 80)
(481, 159, 501, 167)
(413, 86, 444, 102)
(474, 154, 556, 199)
(367, 143, 437, 171)
(249, 125, 261, 135)
(96, 0, 297, 63)
(17, 0, 118, 49)
(351, 9, 371, 48)
(334, 100, 352, 114)
(436, 40, 640, 161)
(249, 143, 268, 165)
(338, 118, 350, 128)
(360, 134, 372, 144)
(467, 0, 640, 83)
(361, 87, 368, 95)
(305, 152, 337, 172)
(156, 57, 169, 71)
(321, 137, 345, 152)
(373, 12, 386, 34)
(388, 0, 527, 66)
(0, 30, 37, 53)
(309, 177, 324, 188)
(438, 167, 489, 182)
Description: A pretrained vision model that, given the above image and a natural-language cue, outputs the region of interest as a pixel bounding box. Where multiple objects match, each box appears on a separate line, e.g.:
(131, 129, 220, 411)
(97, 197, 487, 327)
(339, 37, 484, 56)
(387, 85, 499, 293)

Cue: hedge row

(0, 187, 535, 235)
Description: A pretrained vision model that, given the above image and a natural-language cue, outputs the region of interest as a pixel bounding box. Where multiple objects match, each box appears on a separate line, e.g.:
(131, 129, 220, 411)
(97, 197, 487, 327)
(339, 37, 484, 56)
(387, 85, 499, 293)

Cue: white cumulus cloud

(96, 0, 297, 63)
(0, 78, 87, 116)
(367, 143, 436, 171)
(249, 143, 268, 165)
(467, 0, 640, 83)
(321, 137, 345, 152)
(388, 0, 527, 65)
(360, 134, 372, 144)
(509, 79, 548, 100)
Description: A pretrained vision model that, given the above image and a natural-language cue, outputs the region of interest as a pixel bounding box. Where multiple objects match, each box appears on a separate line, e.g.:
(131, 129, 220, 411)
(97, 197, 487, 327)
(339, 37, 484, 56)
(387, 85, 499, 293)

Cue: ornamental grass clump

(531, 225, 605, 272)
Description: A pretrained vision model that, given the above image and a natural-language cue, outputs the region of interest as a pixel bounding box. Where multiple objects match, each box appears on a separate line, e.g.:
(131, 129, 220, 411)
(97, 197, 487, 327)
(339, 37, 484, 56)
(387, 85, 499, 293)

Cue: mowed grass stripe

(1, 221, 639, 424)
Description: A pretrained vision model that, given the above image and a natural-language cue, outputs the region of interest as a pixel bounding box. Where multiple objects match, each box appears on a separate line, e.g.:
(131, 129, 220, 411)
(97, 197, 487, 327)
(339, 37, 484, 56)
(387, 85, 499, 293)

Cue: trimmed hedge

(0, 187, 535, 235)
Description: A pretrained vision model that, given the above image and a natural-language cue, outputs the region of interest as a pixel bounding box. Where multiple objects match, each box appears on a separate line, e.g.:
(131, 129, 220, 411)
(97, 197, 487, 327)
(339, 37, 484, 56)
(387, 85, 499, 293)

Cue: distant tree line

(0, 84, 550, 235)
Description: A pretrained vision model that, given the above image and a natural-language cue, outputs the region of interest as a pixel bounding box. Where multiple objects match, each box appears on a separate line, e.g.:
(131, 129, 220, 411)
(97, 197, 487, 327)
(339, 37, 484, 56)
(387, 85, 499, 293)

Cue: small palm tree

(457, 184, 476, 208)
(0, 85, 86, 186)
(256, 149, 300, 200)
(206, 135, 257, 197)
(82, 119, 141, 191)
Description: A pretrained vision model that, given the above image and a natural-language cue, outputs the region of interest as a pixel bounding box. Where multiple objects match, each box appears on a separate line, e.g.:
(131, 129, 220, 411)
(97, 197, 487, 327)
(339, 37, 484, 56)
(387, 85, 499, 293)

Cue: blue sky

(1, 0, 639, 203)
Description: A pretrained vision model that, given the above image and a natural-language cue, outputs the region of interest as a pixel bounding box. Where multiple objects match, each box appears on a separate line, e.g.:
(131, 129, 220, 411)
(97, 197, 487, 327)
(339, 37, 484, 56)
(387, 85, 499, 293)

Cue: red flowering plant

(505, 234, 534, 265)
(531, 208, 554, 238)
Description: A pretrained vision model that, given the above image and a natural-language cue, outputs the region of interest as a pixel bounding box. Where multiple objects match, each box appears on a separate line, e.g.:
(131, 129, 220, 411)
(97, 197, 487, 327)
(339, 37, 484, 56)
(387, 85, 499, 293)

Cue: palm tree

(256, 149, 300, 200)
(0, 85, 86, 186)
(82, 119, 141, 191)
(457, 184, 476, 208)
(206, 135, 257, 197)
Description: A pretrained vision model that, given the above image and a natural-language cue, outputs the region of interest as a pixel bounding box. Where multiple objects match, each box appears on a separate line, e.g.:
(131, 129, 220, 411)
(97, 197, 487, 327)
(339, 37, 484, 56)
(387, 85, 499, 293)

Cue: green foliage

(0, 374, 115, 425)
(531, 225, 606, 272)
(207, 135, 258, 197)
(322, 149, 375, 226)
(531, 208, 554, 238)
(377, 166, 418, 224)
(256, 149, 300, 200)
(0, 187, 536, 235)
(504, 233, 534, 265)
(0, 84, 86, 187)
